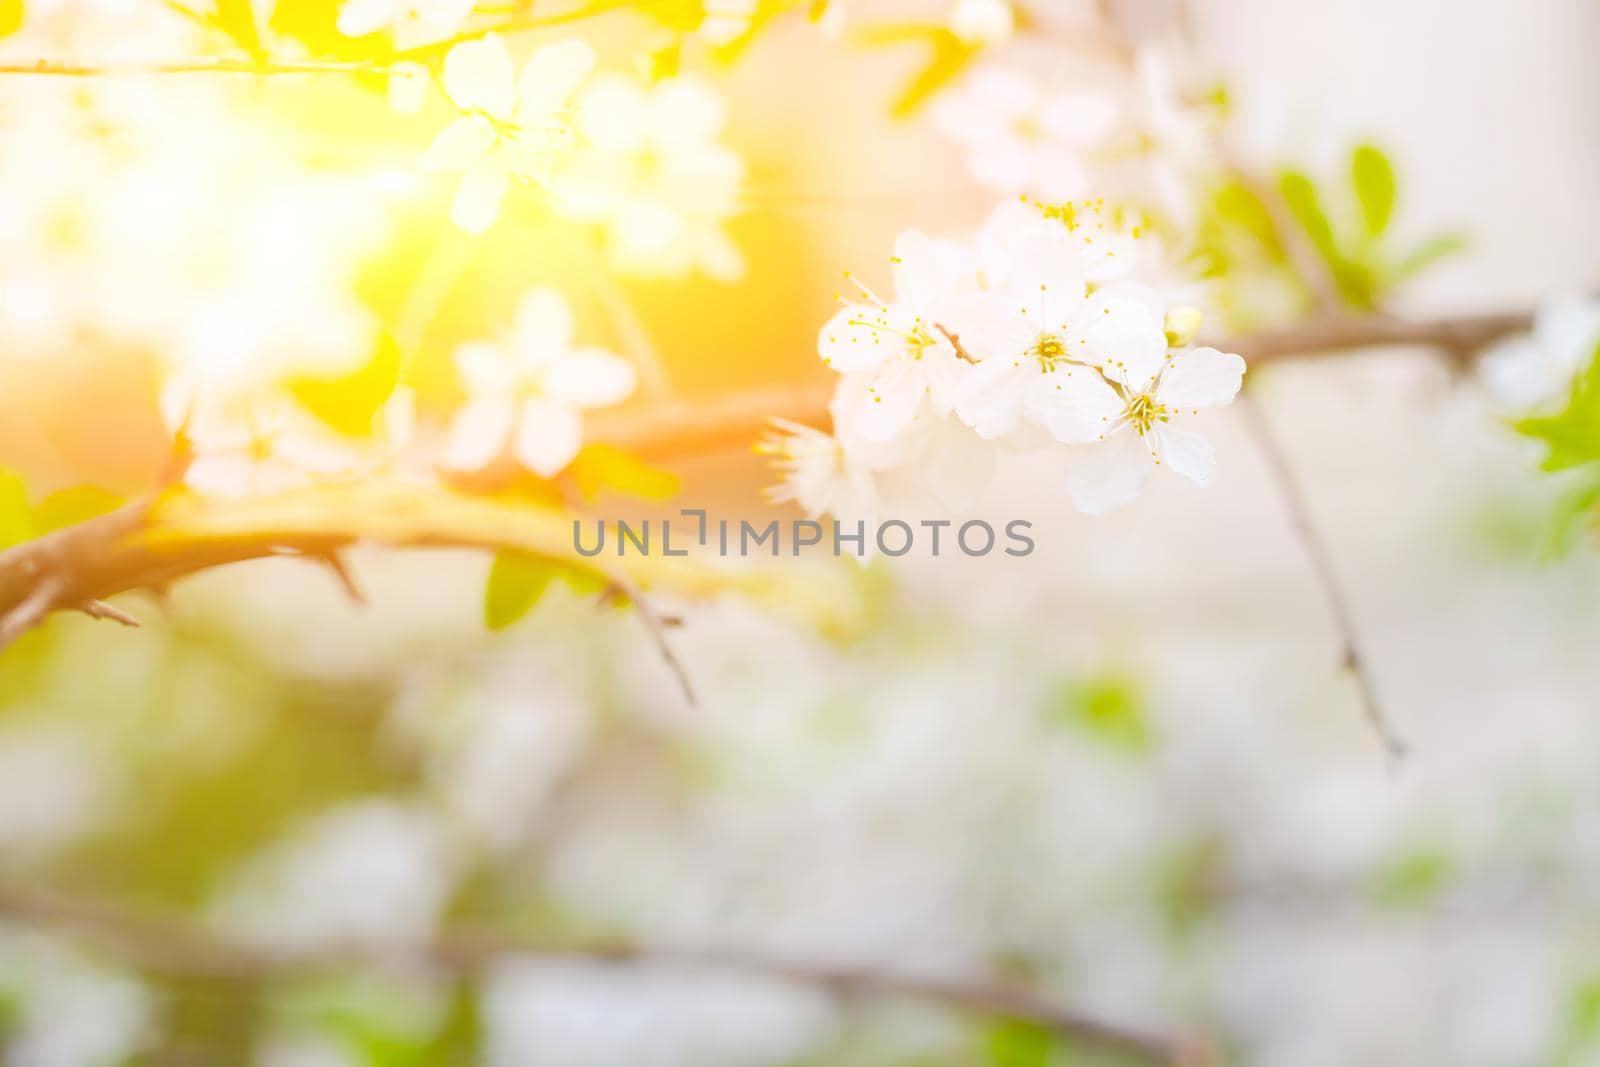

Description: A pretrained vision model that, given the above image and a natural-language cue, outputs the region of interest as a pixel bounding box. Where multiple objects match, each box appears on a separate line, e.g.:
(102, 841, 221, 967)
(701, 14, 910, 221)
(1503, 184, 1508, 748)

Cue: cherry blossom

(336, 0, 475, 48)
(422, 34, 595, 234)
(1479, 299, 1600, 411)
(442, 288, 636, 478)
(818, 231, 976, 443)
(549, 73, 745, 281)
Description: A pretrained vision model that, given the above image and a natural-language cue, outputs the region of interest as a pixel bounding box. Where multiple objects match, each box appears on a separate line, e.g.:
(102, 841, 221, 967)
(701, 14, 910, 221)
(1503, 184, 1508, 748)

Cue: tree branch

(0, 880, 1205, 1066)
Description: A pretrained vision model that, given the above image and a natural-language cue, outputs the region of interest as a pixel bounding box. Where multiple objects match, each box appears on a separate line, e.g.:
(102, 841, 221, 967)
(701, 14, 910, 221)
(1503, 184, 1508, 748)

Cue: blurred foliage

(0, 465, 124, 550)
(1516, 339, 1600, 472)
(483, 549, 607, 630)
(0, 0, 22, 39)
(1370, 845, 1454, 911)
(1044, 673, 1154, 755)
(851, 22, 980, 118)
(289, 336, 403, 438)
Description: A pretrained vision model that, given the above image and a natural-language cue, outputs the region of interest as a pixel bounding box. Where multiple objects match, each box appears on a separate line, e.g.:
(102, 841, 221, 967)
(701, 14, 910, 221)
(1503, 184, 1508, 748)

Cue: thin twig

(0, 574, 65, 652)
(1236, 390, 1407, 762)
(78, 599, 141, 627)
(934, 323, 979, 364)
(601, 577, 696, 705)
(311, 550, 368, 606)
(0, 880, 1198, 1065)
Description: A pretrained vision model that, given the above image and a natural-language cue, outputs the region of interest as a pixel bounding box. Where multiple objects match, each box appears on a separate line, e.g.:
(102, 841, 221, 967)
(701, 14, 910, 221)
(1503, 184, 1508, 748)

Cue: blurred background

(1, 1, 1599, 1065)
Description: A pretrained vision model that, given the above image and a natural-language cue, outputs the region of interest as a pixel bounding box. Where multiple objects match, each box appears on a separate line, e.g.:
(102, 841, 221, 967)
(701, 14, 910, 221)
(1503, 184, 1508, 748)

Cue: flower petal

(1151, 423, 1215, 485)
(512, 288, 575, 367)
(1068, 285, 1167, 388)
(1157, 346, 1245, 408)
(450, 168, 510, 234)
(443, 34, 517, 119)
(421, 115, 497, 172)
(544, 349, 636, 409)
(441, 396, 516, 470)
(819, 304, 892, 373)
(921, 415, 995, 511)
(954, 353, 1035, 439)
(1024, 367, 1123, 444)
(517, 38, 595, 124)
(891, 229, 972, 313)
(1063, 427, 1155, 515)
(336, 0, 397, 38)
(855, 355, 925, 442)
(513, 398, 583, 477)
(454, 341, 517, 394)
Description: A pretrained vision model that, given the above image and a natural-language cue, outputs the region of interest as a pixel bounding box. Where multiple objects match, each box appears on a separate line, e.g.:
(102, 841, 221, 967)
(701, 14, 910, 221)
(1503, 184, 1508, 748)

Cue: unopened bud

(1164, 306, 1204, 348)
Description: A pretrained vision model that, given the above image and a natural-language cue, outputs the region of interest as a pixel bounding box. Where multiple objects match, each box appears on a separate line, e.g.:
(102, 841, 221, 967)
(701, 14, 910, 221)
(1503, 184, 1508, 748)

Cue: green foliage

(1549, 974, 1600, 1067)
(1514, 340, 1600, 471)
(483, 549, 606, 631)
(0, 0, 22, 39)
(983, 1019, 1057, 1067)
(1269, 144, 1466, 311)
(1350, 143, 1396, 237)
(1371, 846, 1454, 909)
(1045, 673, 1154, 754)
(0, 467, 124, 550)
(852, 23, 980, 119)
(1154, 836, 1226, 943)
(569, 443, 681, 502)
(289, 335, 402, 437)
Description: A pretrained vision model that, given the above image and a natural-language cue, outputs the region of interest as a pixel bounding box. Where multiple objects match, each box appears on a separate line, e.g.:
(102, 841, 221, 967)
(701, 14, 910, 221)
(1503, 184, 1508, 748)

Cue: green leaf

(288, 335, 401, 437)
(1392, 230, 1468, 282)
(983, 1019, 1057, 1067)
(483, 551, 559, 631)
(1350, 143, 1396, 238)
(890, 34, 978, 119)
(1211, 179, 1284, 258)
(1278, 170, 1375, 308)
(1514, 339, 1600, 471)
(569, 444, 681, 502)
(31, 485, 123, 534)
(0, 468, 30, 549)
(1371, 846, 1454, 909)
(0, 0, 23, 38)
(1045, 673, 1153, 754)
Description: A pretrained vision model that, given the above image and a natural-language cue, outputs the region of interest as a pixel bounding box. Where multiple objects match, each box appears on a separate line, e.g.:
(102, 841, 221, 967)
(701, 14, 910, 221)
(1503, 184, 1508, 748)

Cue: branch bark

(0, 880, 1206, 1066)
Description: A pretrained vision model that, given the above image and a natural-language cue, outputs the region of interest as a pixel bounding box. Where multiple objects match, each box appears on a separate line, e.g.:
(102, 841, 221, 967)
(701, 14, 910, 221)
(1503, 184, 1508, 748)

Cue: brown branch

(0, 880, 1203, 1065)
(934, 322, 979, 364)
(1236, 392, 1407, 762)
(599, 577, 696, 706)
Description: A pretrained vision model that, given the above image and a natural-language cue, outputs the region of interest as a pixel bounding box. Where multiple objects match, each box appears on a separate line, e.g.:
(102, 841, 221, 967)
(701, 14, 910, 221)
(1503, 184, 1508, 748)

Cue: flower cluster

(422, 33, 746, 277)
(766, 198, 1245, 518)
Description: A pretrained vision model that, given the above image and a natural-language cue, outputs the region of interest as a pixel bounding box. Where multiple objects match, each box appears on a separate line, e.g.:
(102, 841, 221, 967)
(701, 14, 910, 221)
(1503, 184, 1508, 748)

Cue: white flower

(758, 418, 882, 525)
(947, 0, 1013, 45)
(1479, 299, 1600, 411)
(422, 34, 595, 233)
(696, 0, 757, 44)
(932, 66, 1118, 202)
(1056, 343, 1245, 514)
(549, 73, 746, 281)
(165, 390, 371, 499)
(336, 0, 474, 48)
(818, 230, 977, 443)
(442, 288, 635, 478)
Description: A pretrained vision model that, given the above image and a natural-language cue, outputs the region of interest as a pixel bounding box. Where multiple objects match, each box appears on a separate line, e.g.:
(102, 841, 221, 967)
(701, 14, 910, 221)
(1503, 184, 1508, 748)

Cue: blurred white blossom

(1479, 299, 1600, 411)
(442, 288, 635, 477)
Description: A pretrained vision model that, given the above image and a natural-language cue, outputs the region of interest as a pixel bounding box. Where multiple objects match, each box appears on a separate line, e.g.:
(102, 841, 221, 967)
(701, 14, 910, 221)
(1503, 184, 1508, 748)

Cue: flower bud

(1164, 306, 1204, 348)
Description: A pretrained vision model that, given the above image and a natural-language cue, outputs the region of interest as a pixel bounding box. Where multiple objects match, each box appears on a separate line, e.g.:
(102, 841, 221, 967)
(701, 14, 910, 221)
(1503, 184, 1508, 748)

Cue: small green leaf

(1514, 339, 1600, 471)
(1371, 846, 1454, 909)
(289, 335, 401, 437)
(31, 485, 123, 534)
(0, 468, 30, 549)
(483, 551, 559, 631)
(1278, 170, 1376, 308)
(569, 444, 681, 502)
(1392, 230, 1468, 281)
(983, 1018, 1056, 1067)
(0, 0, 24, 38)
(1045, 673, 1153, 754)
(891, 34, 978, 119)
(1350, 143, 1396, 238)
(1212, 179, 1284, 258)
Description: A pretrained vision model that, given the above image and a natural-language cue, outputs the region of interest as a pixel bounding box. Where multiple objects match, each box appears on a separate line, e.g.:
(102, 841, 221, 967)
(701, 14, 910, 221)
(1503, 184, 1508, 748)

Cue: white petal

(1023, 368, 1123, 443)
(942, 291, 1035, 364)
(512, 288, 575, 365)
(819, 304, 892, 373)
(922, 416, 995, 511)
(1151, 423, 1215, 485)
(855, 356, 925, 442)
(954, 354, 1035, 439)
(650, 77, 725, 148)
(1157, 346, 1245, 408)
(1000, 226, 1087, 326)
(891, 230, 972, 313)
(513, 398, 583, 477)
(337, 0, 397, 37)
(517, 38, 595, 124)
(421, 115, 497, 172)
(450, 169, 510, 234)
(444, 35, 517, 119)
(544, 349, 636, 408)
(1063, 428, 1155, 515)
(1068, 285, 1167, 388)
(454, 341, 518, 393)
(441, 397, 516, 470)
